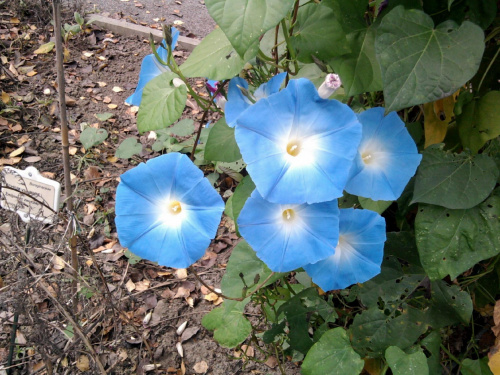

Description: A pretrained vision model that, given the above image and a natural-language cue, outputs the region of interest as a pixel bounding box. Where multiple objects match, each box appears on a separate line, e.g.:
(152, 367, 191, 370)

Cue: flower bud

(317, 74, 341, 99)
(172, 78, 185, 88)
(163, 25, 173, 50)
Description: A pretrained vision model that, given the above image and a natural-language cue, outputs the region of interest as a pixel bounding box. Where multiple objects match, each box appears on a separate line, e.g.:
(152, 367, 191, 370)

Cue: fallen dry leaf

(265, 356, 278, 369)
(135, 279, 150, 291)
(16, 135, 30, 146)
(175, 268, 188, 279)
(9, 146, 25, 158)
(108, 104, 118, 109)
(193, 361, 208, 374)
(489, 300, 500, 374)
(204, 292, 219, 302)
(52, 256, 65, 271)
(112, 86, 124, 92)
(24, 156, 41, 163)
(76, 355, 90, 372)
(0, 157, 22, 166)
(180, 326, 200, 342)
(1, 91, 10, 104)
(84, 166, 102, 181)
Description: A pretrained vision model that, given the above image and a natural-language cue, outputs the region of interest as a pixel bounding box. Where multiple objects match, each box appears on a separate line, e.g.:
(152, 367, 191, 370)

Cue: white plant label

(1, 166, 61, 223)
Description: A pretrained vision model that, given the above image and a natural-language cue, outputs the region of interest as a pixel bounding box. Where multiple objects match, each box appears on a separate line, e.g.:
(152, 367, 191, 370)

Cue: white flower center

(158, 199, 186, 227)
(361, 152, 374, 164)
(282, 208, 296, 222)
(169, 200, 182, 215)
(286, 140, 301, 157)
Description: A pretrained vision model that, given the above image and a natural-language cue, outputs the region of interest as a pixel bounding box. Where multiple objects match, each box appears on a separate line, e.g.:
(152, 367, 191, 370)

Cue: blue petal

(115, 153, 224, 268)
(236, 78, 362, 204)
(304, 208, 386, 291)
(238, 191, 339, 272)
(345, 107, 422, 201)
(254, 72, 287, 100)
(225, 77, 251, 127)
(119, 152, 183, 201)
(126, 28, 179, 106)
(157, 27, 180, 62)
(125, 54, 168, 106)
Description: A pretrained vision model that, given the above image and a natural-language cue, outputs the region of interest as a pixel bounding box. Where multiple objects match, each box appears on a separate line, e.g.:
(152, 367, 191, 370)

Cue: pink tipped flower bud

(318, 74, 341, 99)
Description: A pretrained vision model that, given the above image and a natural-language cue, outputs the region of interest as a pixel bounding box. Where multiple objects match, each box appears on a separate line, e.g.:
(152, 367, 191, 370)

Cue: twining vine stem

(188, 265, 275, 302)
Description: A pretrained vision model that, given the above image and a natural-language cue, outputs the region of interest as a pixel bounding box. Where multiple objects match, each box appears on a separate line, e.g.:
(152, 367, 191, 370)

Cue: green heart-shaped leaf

(375, 6, 484, 112)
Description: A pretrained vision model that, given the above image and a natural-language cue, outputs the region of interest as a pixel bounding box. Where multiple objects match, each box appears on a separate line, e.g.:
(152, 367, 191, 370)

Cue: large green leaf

(424, 280, 472, 328)
(204, 118, 242, 162)
(375, 6, 484, 112)
(467, 0, 497, 29)
(462, 358, 494, 375)
(181, 28, 258, 80)
(384, 232, 423, 269)
(327, 0, 382, 96)
(205, 0, 294, 57)
(385, 346, 429, 375)
(291, 1, 349, 63)
(277, 288, 337, 354)
(329, 26, 382, 96)
(420, 331, 441, 375)
(137, 72, 187, 133)
(458, 91, 500, 153)
(302, 328, 364, 375)
(415, 188, 500, 280)
(351, 305, 428, 357)
(411, 145, 499, 209)
(201, 300, 251, 348)
(220, 240, 282, 299)
(359, 274, 424, 308)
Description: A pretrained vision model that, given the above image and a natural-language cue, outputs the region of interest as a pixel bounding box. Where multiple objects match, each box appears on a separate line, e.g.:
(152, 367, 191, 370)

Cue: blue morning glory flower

(115, 153, 224, 269)
(235, 78, 362, 204)
(125, 27, 180, 107)
(238, 190, 339, 272)
(344, 107, 422, 201)
(225, 72, 287, 127)
(304, 208, 386, 291)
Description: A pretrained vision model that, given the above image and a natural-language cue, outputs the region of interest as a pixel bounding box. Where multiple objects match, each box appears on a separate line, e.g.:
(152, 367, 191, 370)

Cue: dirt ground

(84, 0, 216, 39)
(0, 2, 300, 375)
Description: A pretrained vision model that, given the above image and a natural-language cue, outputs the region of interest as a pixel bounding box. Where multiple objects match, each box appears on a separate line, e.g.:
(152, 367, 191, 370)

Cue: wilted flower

(115, 153, 224, 269)
(225, 72, 287, 127)
(344, 107, 422, 201)
(304, 208, 386, 291)
(125, 27, 180, 106)
(206, 80, 227, 111)
(235, 78, 362, 204)
(317, 73, 342, 99)
(238, 190, 339, 272)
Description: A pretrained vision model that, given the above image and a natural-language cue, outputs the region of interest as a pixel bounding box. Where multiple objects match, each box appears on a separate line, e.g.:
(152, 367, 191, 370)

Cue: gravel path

(84, 0, 216, 39)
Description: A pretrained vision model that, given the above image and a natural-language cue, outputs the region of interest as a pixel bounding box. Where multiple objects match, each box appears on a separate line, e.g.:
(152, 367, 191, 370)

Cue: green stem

(283, 276, 297, 296)
(477, 46, 499, 92)
(274, 343, 286, 375)
(280, 20, 299, 76)
(258, 50, 287, 69)
(380, 362, 389, 375)
(440, 344, 461, 366)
